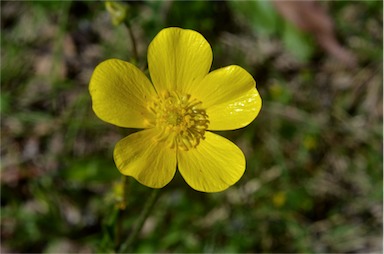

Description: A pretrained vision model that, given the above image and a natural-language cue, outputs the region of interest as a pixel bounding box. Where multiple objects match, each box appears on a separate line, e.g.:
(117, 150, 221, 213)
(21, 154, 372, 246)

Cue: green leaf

(282, 23, 314, 62)
(0, 92, 11, 114)
(63, 158, 120, 184)
(229, 0, 279, 36)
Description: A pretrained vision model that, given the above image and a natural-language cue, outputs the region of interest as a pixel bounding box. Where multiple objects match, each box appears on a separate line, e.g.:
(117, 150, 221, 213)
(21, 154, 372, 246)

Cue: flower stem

(114, 176, 129, 249)
(123, 19, 139, 63)
(118, 188, 161, 253)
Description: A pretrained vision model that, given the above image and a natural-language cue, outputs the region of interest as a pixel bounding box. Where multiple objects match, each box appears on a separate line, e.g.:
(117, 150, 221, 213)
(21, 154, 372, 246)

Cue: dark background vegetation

(1, 1, 382, 253)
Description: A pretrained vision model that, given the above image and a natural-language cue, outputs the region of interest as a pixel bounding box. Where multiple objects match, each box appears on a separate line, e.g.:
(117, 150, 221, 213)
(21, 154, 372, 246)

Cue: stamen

(147, 90, 209, 151)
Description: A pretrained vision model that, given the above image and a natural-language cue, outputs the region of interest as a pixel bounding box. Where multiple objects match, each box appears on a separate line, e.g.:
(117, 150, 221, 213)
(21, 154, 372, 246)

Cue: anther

(148, 90, 209, 151)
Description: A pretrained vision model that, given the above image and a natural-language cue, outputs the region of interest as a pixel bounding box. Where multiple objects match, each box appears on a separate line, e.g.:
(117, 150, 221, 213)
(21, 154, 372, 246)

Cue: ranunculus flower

(89, 27, 262, 192)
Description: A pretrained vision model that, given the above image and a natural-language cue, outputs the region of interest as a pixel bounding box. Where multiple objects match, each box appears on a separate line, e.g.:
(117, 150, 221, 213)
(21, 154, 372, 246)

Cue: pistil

(148, 91, 209, 150)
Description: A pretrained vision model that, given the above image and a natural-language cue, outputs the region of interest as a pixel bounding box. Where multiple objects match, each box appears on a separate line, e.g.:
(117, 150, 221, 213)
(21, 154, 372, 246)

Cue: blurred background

(1, 1, 382, 253)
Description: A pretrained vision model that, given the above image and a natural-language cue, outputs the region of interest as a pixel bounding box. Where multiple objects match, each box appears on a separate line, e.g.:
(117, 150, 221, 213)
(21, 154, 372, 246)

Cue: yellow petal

(148, 27, 212, 94)
(187, 65, 256, 108)
(89, 59, 156, 128)
(114, 129, 177, 188)
(207, 88, 262, 130)
(177, 132, 245, 192)
(186, 65, 261, 130)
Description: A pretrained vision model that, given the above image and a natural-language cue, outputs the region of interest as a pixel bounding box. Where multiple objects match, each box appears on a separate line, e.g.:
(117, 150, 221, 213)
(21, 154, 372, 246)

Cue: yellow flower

(89, 27, 262, 192)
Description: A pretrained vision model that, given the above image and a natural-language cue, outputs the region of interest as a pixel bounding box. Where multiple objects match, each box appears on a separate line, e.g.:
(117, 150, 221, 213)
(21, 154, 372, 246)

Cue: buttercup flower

(89, 27, 262, 192)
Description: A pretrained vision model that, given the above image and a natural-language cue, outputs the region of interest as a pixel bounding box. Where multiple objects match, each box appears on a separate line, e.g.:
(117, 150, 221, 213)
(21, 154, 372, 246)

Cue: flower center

(148, 91, 209, 151)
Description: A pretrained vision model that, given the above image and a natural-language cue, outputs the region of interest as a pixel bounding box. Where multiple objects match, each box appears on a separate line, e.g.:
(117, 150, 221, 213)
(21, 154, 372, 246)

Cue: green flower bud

(105, 1, 128, 26)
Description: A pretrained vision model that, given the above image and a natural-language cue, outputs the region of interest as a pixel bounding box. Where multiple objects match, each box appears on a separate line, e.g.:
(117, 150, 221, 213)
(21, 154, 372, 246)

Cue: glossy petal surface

(177, 132, 245, 192)
(114, 129, 177, 188)
(89, 59, 156, 128)
(207, 88, 262, 130)
(148, 27, 212, 94)
(187, 65, 256, 108)
(184, 65, 261, 130)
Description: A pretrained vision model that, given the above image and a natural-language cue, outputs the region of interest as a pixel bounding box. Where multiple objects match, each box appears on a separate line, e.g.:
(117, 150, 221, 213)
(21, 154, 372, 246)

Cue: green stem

(123, 19, 139, 63)
(118, 188, 161, 253)
(114, 176, 129, 250)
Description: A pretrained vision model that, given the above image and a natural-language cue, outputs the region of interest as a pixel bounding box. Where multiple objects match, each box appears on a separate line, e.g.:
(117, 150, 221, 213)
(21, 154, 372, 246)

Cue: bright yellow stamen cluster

(148, 91, 209, 151)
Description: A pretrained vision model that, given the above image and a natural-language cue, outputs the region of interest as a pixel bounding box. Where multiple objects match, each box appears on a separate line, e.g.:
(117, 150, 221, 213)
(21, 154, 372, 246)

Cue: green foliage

(229, 0, 315, 62)
(62, 157, 120, 184)
(1, 1, 382, 253)
(282, 23, 314, 62)
(229, 0, 279, 36)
